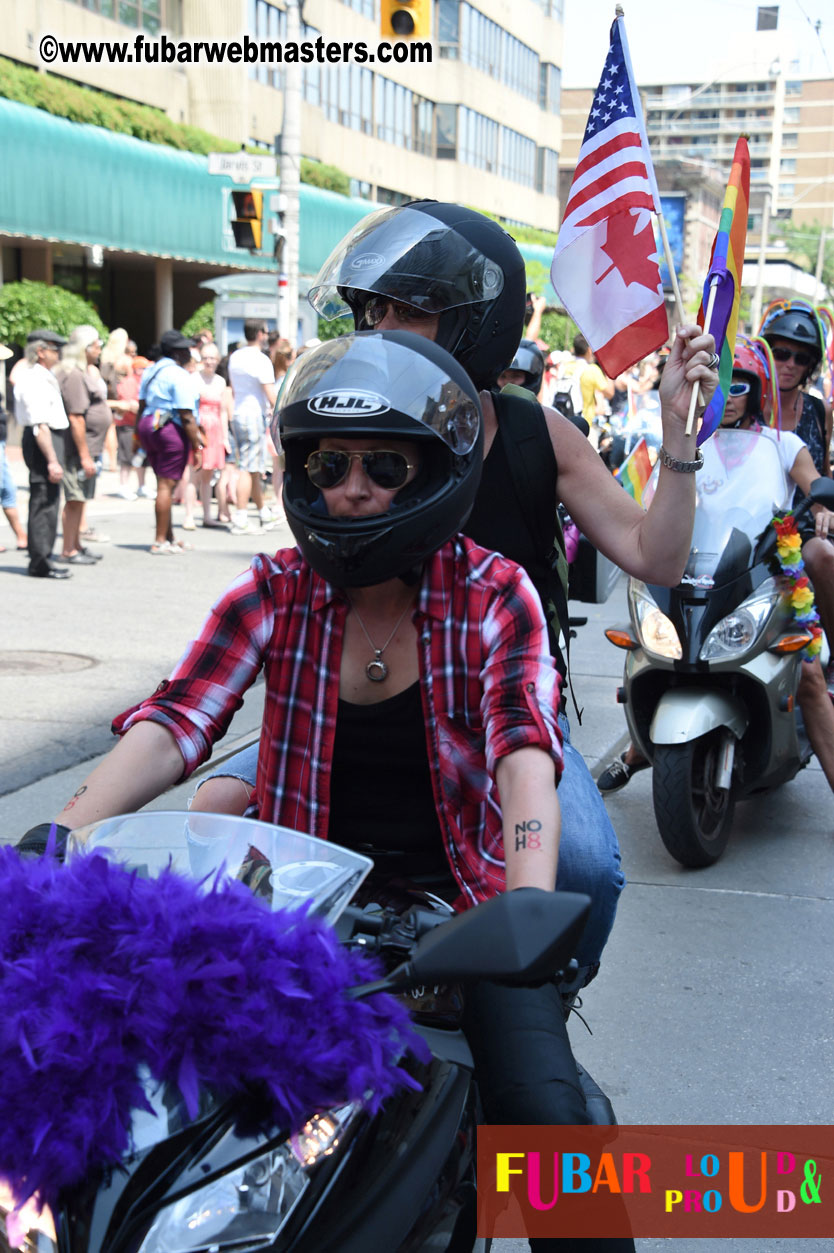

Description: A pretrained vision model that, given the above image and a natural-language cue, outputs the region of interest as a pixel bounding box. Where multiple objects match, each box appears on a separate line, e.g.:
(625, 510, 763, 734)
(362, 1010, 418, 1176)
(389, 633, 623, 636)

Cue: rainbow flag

(696, 136, 750, 446)
(615, 436, 652, 503)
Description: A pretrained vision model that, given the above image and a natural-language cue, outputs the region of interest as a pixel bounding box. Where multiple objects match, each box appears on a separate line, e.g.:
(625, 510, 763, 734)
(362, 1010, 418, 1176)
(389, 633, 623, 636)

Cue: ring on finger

(707, 352, 720, 371)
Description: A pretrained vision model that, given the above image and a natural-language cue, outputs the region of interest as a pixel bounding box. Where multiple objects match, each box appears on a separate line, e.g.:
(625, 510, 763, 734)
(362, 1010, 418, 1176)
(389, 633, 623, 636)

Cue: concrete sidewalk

(1, 445, 284, 828)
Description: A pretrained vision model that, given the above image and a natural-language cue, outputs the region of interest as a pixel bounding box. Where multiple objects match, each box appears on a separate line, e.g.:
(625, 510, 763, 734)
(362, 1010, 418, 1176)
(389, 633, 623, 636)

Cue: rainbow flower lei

(773, 513, 823, 658)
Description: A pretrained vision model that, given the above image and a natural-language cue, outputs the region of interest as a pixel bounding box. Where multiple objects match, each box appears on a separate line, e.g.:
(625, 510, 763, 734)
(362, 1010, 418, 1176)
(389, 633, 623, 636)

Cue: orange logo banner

(477, 1125, 832, 1239)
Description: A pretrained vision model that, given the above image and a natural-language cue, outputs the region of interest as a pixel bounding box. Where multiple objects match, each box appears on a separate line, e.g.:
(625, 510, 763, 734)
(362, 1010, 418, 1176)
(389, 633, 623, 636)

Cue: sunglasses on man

(363, 298, 436, 328)
(305, 449, 415, 490)
(770, 346, 815, 368)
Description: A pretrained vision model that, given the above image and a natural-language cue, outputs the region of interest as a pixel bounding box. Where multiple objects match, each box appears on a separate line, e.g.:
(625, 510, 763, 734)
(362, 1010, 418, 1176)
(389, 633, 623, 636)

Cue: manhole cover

(0, 651, 98, 675)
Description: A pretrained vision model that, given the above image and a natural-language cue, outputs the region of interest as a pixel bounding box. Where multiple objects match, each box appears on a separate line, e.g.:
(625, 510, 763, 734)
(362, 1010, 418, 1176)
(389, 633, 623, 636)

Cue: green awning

(0, 97, 556, 295)
(0, 98, 373, 274)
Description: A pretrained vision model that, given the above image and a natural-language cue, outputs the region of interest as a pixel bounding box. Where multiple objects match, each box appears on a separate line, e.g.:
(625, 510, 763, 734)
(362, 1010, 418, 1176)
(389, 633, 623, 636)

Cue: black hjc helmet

(505, 338, 545, 395)
(759, 301, 824, 381)
(274, 330, 483, 587)
(307, 201, 527, 390)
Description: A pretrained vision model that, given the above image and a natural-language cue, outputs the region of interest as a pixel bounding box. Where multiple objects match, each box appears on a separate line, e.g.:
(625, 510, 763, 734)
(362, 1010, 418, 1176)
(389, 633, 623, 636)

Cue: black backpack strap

(492, 388, 583, 722)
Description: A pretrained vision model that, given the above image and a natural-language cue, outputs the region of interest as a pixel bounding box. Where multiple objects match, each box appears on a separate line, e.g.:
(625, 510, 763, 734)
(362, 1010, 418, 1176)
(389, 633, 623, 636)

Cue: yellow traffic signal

(231, 189, 263, 250)
(380, 0, 431, 39)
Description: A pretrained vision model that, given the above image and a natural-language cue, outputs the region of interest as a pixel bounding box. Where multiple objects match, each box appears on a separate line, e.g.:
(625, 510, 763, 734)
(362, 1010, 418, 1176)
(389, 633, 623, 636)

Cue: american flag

(551, 15, 668, 378)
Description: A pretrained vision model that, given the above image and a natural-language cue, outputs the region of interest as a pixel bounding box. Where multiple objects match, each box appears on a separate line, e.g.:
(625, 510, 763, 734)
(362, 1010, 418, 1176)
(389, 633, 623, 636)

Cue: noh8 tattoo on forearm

(514, 820, 543, 852)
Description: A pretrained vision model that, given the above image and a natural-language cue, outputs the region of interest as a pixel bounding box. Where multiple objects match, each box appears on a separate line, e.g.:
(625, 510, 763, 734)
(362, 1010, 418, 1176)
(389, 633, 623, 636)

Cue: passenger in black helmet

(53, 334, 627, 1197)
(497, 337, 546, 396)
(760, 300, 834, 697)
(196, 202, 718, 1001)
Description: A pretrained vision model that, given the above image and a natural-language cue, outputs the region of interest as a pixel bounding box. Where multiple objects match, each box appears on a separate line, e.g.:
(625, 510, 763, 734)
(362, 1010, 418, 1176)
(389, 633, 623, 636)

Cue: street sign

(208, 152, 277, 184)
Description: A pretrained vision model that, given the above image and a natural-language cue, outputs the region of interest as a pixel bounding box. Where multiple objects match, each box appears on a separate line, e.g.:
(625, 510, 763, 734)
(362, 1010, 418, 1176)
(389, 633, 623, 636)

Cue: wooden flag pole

(684, 276, 719, 436)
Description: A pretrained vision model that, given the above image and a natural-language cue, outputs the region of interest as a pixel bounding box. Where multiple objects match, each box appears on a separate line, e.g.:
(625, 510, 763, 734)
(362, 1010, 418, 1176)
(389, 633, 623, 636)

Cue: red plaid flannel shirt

(114, 536, 563, 907)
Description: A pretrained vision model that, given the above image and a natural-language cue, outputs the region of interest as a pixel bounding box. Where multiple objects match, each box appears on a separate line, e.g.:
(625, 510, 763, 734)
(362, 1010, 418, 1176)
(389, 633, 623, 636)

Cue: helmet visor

(279, 333, 481, 455)
(510, 345, 542, 374)
(308, 205, 505, 321)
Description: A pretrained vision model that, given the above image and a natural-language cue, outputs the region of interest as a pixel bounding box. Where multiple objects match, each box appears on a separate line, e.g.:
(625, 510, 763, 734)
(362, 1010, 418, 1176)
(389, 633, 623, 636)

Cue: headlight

(629, 581, 682, 660)
(700, 578, 779, 662)
(138, 1103, 358, 1253)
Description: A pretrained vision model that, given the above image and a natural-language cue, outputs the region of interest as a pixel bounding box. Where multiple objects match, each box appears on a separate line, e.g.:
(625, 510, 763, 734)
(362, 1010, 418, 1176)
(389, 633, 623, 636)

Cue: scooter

(1, 812, 611, 1253)
(604, 428, 834, 868)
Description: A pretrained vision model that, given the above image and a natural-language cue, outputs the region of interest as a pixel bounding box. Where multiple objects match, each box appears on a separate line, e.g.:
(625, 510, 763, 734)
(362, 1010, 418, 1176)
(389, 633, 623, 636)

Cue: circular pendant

(366, 658, 389, 682)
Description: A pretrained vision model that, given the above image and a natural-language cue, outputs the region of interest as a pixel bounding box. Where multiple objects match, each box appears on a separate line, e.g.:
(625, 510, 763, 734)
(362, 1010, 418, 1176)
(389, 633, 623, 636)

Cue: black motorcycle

(1, 812, 611, 1253)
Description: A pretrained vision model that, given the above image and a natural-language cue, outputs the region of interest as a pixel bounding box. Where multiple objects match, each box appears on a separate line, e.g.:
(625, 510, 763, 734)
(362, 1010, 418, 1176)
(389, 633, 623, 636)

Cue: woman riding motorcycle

(598, 337, 834, 794)
(193, 201, 719, 1000)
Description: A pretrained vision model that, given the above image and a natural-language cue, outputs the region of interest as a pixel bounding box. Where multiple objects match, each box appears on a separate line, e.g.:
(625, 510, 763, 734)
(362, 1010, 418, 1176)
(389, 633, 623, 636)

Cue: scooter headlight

(629, 581, 682, 660)
(137, 1103, 358, 1253)
(699, 578, 779, 662)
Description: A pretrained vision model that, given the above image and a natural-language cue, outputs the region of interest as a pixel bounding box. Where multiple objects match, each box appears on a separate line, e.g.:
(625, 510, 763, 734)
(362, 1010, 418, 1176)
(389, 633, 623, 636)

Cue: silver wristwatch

(659, 444, 704, 473)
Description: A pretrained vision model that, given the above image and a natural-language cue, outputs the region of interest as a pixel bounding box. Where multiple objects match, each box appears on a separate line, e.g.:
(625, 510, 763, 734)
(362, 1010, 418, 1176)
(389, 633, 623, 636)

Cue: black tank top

(466, 420, 559, 648)
(329, 682, 449, 880)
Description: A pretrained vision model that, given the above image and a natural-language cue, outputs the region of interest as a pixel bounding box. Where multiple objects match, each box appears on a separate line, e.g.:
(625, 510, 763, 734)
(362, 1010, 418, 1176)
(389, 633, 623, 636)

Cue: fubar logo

(308, 390, 390, 416)
(350, 253, 385, 269)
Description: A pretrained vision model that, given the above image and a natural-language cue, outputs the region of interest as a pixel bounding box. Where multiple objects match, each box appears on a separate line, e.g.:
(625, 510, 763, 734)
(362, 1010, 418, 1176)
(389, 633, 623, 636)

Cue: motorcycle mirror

(809, 476, 834, 510)
(386, 888, 590, 991)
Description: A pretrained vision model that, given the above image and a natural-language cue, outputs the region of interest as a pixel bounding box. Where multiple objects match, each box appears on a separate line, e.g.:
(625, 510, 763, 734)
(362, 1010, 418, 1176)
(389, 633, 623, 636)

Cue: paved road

(2, 457, 831, 1251)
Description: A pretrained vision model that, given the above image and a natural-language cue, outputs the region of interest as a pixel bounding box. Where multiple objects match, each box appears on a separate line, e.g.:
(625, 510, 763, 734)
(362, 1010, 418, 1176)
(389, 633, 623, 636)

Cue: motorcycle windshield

(67, 811, 373, 925)
(645, 429, 787, 586)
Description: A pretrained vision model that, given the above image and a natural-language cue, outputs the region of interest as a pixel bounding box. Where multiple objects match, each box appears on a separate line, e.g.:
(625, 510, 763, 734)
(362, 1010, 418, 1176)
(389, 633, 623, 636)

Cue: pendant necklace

(350, 599, 413, 682)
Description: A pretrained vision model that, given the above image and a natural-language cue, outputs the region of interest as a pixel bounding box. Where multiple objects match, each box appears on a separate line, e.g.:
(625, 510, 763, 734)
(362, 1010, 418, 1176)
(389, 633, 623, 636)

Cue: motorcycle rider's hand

(812, 505, 834, 540)
(659, 325, 719, 434)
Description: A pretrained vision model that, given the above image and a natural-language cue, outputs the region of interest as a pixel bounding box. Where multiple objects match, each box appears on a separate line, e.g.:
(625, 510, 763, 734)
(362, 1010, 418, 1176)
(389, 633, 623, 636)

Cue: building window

(780, 157, 797, 174)
(445, 3, 540, 103)
(250, 0, 287, 90)
(537, 147, 559, 197)
(499, 125, 536, 187)
(459, 106, 499, 173)
(65, 0, 170, 33)
(785, 80, 802, 96)
(340, 0, 375, 16)
(436, 102, 457, 159)
(539, 62, 561, 114)
(782, 131, 798, 147)
(350, 178, 372, 200)
(438, 0, 460, 58)
(783, 107, 801, 124)
(377, 186, 411, 206)
(779, 182, 795, 200)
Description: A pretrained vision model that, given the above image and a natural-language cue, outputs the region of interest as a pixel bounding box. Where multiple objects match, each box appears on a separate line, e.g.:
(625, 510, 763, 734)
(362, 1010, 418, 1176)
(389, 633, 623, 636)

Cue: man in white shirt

(227, 320, 277, 535)
(15, 329, 72, 579)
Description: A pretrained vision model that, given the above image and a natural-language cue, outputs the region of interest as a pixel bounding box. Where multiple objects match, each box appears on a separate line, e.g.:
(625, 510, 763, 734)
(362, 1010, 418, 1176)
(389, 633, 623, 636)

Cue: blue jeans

(200, 714, 625, 973)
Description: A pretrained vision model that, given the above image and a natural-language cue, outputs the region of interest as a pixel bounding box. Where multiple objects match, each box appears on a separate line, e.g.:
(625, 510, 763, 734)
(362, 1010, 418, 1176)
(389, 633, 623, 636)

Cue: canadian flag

(551, 15, 668, 377)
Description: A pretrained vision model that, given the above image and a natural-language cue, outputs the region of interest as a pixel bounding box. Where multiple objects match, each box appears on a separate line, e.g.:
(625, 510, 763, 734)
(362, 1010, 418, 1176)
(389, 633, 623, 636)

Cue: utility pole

(814, 227, 827, 301)
(750, 185, 771, 333)
(279, 0, 301, 344)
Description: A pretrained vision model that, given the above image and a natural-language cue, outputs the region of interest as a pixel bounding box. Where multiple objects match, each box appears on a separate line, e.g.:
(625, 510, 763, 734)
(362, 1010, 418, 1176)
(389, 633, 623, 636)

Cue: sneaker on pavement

(137, 486, 156, 500)
(597, 751, 650, 795)
(117, 487, 138, 501)
(230, 521, 259, 536)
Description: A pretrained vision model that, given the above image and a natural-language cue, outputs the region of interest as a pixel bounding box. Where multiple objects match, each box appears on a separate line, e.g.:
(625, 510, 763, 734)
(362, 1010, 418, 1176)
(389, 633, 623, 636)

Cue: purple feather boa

(0, 846, 426, 1212)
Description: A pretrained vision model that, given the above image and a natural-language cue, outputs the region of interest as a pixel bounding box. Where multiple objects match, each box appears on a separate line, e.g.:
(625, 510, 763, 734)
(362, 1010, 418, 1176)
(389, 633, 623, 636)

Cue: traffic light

(231, 188, 263, 250)
(380, 0, 431, 39)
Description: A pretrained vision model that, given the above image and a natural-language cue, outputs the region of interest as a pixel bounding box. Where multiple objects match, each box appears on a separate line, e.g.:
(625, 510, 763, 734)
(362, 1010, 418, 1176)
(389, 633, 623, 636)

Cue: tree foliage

(0, 280, 107, 347)
(0, 57, 352, 196)
(181, 301, 217, 340)
(770, 218, 834, 303)
(316, 315, 353, 342)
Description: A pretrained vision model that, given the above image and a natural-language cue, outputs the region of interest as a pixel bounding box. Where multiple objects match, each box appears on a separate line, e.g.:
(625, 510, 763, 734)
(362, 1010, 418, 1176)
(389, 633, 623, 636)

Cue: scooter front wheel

(652, 734, 735, 867)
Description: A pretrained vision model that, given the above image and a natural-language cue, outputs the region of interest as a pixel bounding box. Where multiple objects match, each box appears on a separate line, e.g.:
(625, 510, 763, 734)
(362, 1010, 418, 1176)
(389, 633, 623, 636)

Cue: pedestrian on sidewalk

(196, 342, 232, 527)
(0, 342, 28, 554)
(228, 320, 277, 534)
(13, 330, 71, 580)
(56, 325, 111, 564)
(136, 330, 203, 555)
